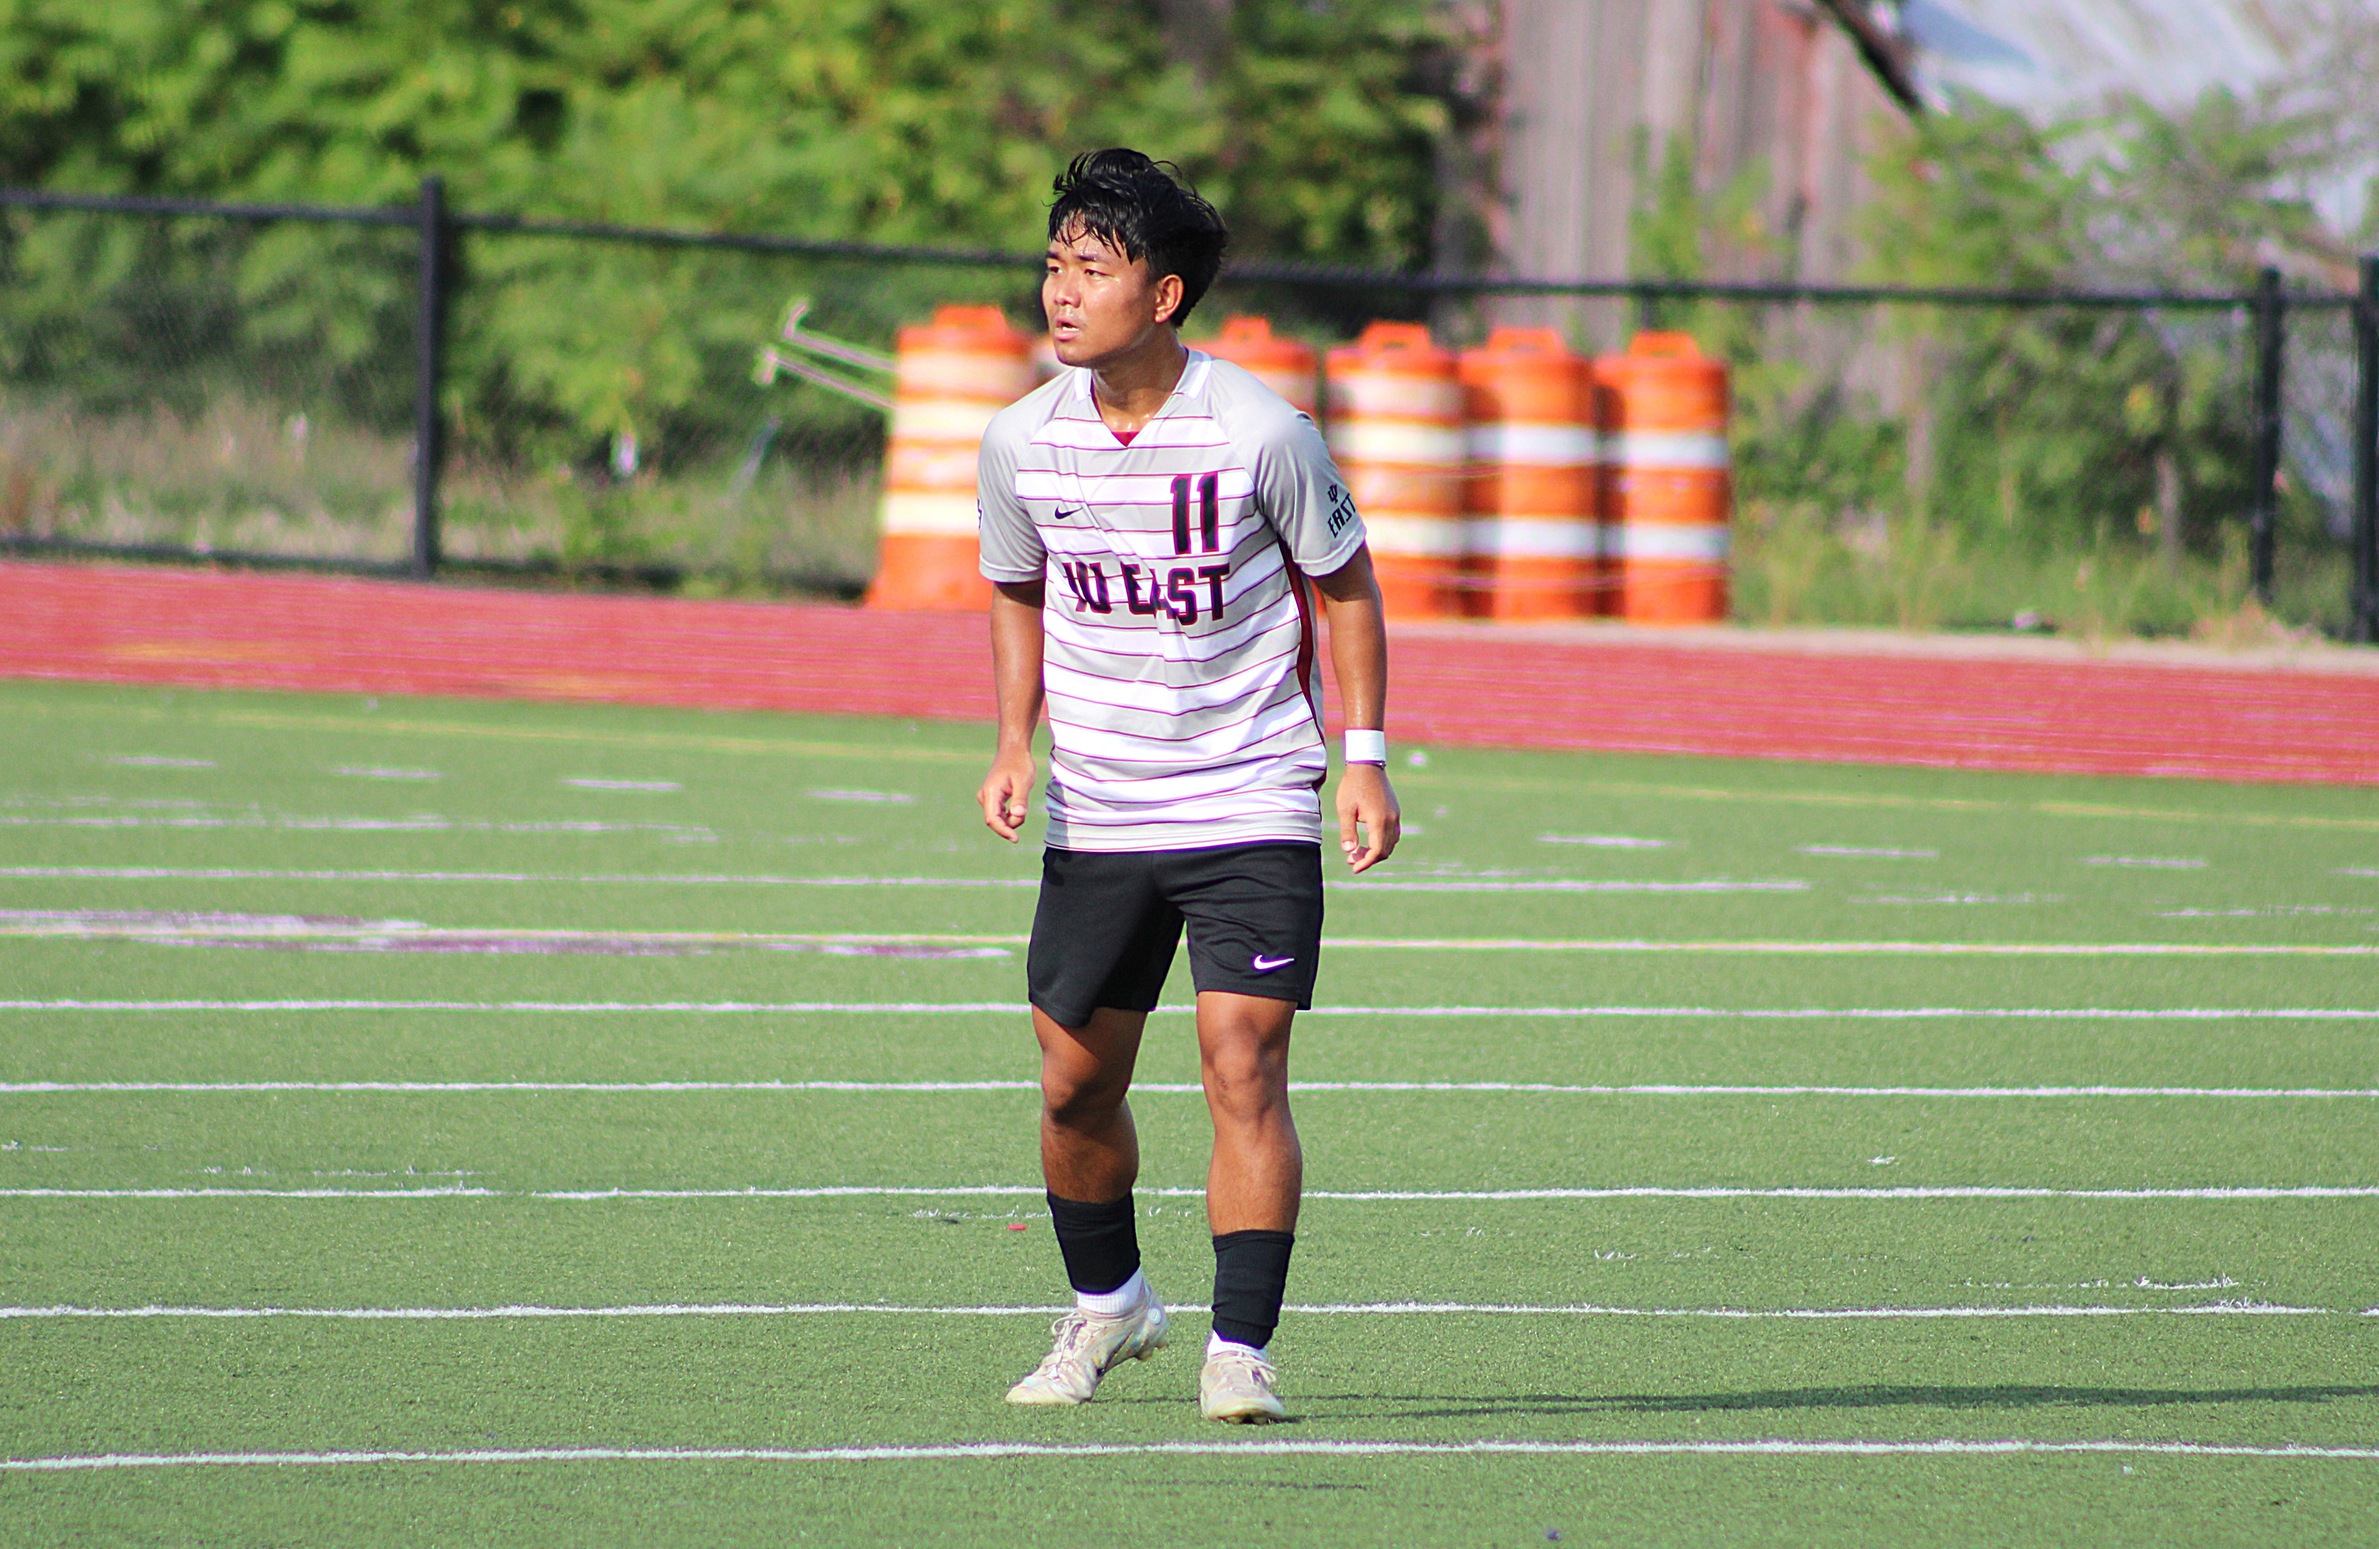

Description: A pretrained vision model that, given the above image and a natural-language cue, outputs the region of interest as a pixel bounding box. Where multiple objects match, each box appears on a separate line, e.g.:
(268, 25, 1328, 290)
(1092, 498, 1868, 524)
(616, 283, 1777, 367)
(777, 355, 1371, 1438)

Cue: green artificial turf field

(1, 675, 2375, 1545)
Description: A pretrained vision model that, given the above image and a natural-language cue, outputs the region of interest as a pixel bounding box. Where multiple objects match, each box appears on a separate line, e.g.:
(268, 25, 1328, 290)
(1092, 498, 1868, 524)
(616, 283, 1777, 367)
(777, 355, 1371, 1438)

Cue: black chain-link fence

(0, 195, 418, 571)
(3, 183, 2373, 639)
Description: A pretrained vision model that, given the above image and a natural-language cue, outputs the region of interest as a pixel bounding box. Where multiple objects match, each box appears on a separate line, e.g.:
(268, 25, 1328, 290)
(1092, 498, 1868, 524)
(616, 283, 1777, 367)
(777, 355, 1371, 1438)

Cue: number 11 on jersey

(1171, 473, 1221, 556)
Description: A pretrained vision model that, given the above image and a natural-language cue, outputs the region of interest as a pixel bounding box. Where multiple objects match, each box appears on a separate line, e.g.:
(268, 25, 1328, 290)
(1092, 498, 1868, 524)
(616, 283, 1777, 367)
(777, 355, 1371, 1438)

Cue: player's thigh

(1032, 1003, 1150, 1110)
(1027, 847, 1186, 1030)
(1192, 991, 1296, 1102)
(1167, 842, 1324, 1011)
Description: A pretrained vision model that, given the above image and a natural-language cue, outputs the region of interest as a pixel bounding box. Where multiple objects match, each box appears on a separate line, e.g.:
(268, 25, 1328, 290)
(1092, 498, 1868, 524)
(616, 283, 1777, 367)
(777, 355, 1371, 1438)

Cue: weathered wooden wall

(1470, 0, 1909, 342)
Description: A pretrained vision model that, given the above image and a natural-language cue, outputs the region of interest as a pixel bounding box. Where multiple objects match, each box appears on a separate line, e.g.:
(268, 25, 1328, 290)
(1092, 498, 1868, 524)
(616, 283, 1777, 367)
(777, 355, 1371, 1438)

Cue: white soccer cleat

(1004, 1296, 1170, 1406)
(1198, 1343, 1287, 1423)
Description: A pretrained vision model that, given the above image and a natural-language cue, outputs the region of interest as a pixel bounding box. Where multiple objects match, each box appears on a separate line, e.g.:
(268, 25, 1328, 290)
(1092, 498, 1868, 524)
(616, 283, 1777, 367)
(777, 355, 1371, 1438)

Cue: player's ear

(1151, 271, 1186, 327)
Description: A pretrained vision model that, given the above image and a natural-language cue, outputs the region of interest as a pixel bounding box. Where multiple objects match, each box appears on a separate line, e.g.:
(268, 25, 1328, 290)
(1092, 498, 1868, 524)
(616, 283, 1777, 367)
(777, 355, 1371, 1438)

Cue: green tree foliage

(1720, 88, 2352, 635)
(0, 0, 1447, 467)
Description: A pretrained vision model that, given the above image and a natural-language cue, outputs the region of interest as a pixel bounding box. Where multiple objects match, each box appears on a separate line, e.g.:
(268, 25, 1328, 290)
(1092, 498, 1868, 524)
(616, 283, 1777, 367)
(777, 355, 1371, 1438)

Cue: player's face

(1043, 223, 1184, 368)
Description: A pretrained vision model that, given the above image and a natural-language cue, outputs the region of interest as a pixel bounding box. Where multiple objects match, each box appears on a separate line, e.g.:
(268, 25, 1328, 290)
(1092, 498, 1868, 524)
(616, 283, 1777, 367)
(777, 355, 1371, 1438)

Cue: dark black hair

(1047, 149, 1229, 327)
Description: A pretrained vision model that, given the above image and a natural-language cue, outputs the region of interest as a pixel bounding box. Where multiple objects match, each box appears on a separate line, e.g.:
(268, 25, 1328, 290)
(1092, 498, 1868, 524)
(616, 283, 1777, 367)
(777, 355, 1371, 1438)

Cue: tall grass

(1732, 495, 2352, 643)
(0, 391, 880, 591)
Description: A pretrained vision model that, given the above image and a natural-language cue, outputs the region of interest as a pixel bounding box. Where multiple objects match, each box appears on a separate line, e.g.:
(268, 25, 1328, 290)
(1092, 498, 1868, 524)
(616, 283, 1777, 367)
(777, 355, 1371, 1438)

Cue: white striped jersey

(977, 353, 1367, 852)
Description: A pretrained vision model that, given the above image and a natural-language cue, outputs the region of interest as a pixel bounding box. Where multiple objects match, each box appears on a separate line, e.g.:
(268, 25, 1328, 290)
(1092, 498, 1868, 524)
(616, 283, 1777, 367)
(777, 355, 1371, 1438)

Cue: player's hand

(978, 746, 1037, 843)
(1336, 764, 1400, 873)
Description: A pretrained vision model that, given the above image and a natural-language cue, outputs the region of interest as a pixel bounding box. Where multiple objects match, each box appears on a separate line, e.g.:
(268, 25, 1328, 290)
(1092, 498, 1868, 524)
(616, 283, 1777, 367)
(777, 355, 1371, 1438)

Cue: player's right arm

(981, 579, 1045, 842)
(974, 403, 1048, 842)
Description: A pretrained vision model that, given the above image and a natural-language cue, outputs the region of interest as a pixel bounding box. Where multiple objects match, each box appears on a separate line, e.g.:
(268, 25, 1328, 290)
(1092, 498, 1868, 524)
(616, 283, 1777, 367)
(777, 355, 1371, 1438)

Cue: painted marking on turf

(561, 778, 681, 792)
(0, 868, 1033, 887)
(1539, 834, 1669, 849)
(21, 698, 2378, 829)
(8, 1081, 2376, 1100)
(103, 755, 213, 769)
(0, 1301, 2329, 1322)
(0, 918, 2370, 953)
(3, 701, 986, 766)
(7, 1439, 2379, 1471)
(0, 999, 1028, 1013)
(1855, 894, 2056, 906)
(2159, 906, 2374, 919)
(2085, 855, 2208, 870)
(1336, 879, 1805, 894)
(334, 766, 440, 781)
(807, 788, 917, 804)
(8, 1000, 2379, 1022)
(1321, 940, 2379, 956)
(1799, 846, 1936, 859)
(12, 1185, 2372, 1202)
(0, 1187, 494, 1199)
(0, 920, 1008, 960)
(0, 867, 1795, 894)
(0, 922, 1014, 957)
(0, 814, 715, 835)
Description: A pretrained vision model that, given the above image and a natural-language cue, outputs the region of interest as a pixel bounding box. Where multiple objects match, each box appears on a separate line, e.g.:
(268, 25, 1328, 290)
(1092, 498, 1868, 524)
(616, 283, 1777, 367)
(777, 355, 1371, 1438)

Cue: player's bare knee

(1200, 1049, 1288, 1125)
(1041, 1065, 1130, 1128)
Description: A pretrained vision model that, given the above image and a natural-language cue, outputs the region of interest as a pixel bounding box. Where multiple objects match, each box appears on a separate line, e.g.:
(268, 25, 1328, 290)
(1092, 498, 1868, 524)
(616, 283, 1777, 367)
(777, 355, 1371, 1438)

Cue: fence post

(2354, 254, 2379, 645)
(411, 175, 449, 579)
(2248, 265, 2284, 604)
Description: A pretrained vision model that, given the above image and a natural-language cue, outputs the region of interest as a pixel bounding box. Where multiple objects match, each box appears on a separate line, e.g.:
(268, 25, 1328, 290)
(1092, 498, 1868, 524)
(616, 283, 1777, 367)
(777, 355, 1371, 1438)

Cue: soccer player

(975, 149, 1399, 1424)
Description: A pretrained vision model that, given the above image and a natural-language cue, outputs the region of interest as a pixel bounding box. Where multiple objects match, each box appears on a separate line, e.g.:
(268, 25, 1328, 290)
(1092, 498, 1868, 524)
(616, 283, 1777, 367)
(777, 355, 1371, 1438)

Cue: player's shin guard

(1047, 1191, 1141, 1297)
(1209, 1229, 1295, 1349)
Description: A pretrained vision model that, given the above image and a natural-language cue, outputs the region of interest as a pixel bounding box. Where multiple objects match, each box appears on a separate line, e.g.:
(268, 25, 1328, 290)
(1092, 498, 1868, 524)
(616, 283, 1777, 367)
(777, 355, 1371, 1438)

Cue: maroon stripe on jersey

(1045, 687, 1314, 746)
(1050, 754, 1324, 807)
(1046, 611, 1300, 668)
(1044, 639, 1303, 700)
(1275, 529, 1325, 746)
(1044, 681, 1302, 727)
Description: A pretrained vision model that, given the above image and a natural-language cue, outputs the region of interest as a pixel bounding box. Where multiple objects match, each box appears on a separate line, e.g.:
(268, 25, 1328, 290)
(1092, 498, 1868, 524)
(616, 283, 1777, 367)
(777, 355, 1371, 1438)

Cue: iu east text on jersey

(977, 352, 1367, 853)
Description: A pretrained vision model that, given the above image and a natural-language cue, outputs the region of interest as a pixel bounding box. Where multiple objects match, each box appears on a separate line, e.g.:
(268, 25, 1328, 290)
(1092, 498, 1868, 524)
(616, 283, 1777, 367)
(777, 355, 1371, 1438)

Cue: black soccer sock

(1046, 1191, 1141, 1296)
(1210, 1229, 1296, 1349)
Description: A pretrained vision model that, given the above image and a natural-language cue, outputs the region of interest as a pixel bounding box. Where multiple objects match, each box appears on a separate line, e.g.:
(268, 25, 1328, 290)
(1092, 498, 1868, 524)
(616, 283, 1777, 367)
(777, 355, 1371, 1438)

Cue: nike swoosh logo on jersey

(1251, 954, 1295, 972)
(1054, 507, 1080, 520)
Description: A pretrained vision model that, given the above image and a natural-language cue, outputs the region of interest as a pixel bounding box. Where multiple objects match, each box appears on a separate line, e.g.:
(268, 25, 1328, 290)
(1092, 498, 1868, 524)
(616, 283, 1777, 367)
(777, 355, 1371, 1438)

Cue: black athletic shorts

(1027, 842, 1324, 1029)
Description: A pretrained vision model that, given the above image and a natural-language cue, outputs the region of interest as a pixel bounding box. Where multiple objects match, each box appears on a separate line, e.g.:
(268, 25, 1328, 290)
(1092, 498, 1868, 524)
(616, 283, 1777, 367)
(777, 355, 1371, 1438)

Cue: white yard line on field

(0, 868, 1035, 887)
(1324, 940, 2379, 956)
(7, 1440, 2379, 1470)
(1335, 880, 1808, 893)
(7, 909, 2376, 957)
(7, 1000, 2379, 1019)
(0, 999, 1027, 1013)
(0, 817, 715, 836)
(0, 867, 1799, 894)
(6, 1185, 2375, 1201)
(6, 1080, 2376, 1099)
(0, 1300, 2330, 1321)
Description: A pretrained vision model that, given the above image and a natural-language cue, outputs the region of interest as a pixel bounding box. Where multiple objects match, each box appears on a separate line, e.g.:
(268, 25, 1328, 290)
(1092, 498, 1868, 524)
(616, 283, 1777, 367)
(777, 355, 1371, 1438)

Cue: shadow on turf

(1341, 1383, 2379, 1421)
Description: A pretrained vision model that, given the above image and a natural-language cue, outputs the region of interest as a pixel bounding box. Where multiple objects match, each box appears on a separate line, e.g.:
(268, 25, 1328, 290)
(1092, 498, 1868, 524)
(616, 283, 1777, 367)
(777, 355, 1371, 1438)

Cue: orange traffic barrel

(1324, 322, 1464, 618)
(1459, 327, 1599, 620)
(867, 306, 1035, 610)
(1201, 315, 1317, 414)
(1597, 331, 1730, 625)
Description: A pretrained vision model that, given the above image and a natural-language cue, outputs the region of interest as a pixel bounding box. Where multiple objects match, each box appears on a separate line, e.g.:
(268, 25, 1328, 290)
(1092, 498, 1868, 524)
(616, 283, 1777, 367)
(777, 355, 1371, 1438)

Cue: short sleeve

(975, 410, 1044, 583)
(1251, 408, 1367, 575)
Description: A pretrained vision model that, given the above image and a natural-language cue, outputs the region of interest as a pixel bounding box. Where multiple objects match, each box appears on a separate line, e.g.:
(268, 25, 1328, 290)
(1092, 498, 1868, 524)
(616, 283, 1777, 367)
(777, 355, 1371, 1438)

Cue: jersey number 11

(1171, 473, 1221, 556)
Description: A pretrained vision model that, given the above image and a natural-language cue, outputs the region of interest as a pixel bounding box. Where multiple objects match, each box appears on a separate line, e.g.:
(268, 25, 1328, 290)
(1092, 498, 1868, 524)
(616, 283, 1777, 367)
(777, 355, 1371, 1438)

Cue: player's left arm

(1241, 394, 1401, 872)
(1312, 546, 1399, 873)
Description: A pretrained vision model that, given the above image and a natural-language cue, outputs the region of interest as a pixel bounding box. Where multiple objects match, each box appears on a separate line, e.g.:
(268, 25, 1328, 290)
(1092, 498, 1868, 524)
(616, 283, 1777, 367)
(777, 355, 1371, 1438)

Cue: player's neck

(1089, 330, 1188, 437)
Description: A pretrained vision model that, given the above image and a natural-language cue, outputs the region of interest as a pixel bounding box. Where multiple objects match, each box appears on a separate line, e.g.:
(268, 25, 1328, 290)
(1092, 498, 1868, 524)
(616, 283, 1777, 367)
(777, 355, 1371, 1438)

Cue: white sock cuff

(1206, 1331, 1268, 1360)
(1075, 1268, 1148, 1317)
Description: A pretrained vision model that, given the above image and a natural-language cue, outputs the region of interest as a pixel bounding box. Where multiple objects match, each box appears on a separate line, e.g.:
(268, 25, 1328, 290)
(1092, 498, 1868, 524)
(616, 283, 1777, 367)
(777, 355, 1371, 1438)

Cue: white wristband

(1343, 729, 1387, 766)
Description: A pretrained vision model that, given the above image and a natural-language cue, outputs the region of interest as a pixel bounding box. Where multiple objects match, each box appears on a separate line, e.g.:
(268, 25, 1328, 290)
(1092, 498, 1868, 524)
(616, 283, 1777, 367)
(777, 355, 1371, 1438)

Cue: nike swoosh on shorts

(1251, 955, 1295, 972)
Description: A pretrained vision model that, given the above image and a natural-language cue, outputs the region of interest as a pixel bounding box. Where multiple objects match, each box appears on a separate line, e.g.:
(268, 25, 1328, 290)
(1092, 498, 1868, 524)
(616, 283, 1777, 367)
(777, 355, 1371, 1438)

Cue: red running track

(2, 560, 2376, 785)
